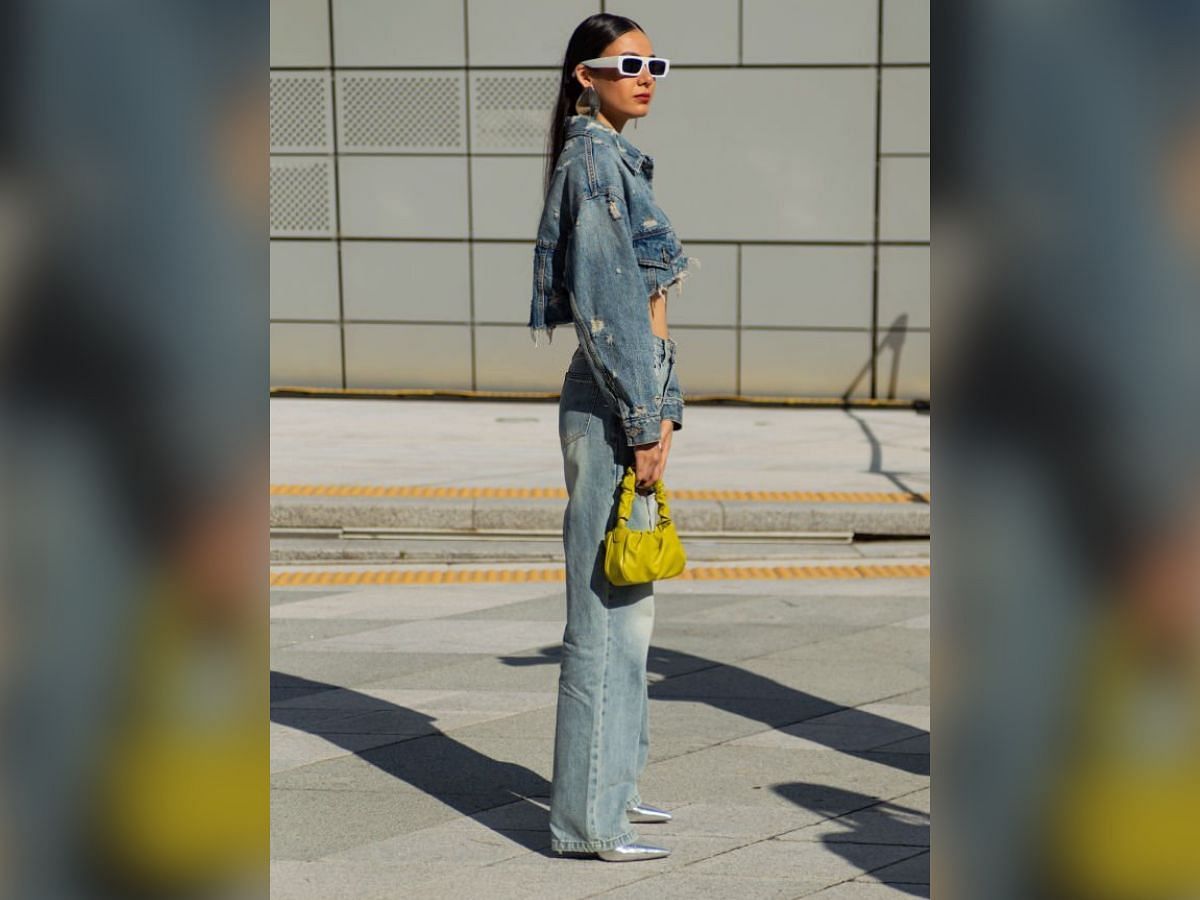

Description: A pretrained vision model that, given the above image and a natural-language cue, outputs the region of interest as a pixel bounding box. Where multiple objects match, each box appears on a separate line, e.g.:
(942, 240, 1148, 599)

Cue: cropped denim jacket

(529, 114, 699, 447)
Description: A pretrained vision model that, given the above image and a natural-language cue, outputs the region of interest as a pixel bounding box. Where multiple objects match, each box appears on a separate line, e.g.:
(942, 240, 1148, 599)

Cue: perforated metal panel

(271, 73, 333, 152)
(270, 157, 336, 236)
(336, 72, 466, 152)
(470, 73, 558, 152)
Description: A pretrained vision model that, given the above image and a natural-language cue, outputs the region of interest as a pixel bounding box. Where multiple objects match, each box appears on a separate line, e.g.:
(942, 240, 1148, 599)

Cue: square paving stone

(871, 734, 929, 755)
(854, 850, 929, 886)
(777, 799, 928, 847)
(272, 732, 552, 803)
(269, 585, 538, 621)
(648, 622, 856, 666)
(271, 588, 347, 607)
(271, 788, 455, 861)
(361, 651, 563, 693)
(595, 872, 814, 899)
(389, 855, 654, 899)
(730, 704, 927, 752)
(437, 705, 558, 741)
(272, 723, 411, 774)
(272, 618, 400, 650)
(764, 626, 928, 673)
(271, 650, 465, 688)
(270, 859, 446, 900)
(640, 746, 928, 815)
(445, 590, 570, 622)
(298, 619, 566, 654)
(439, 797, 553, 832)
(329, 815, 549, 867)
(891, 788, 928, 813)
(650, 657, 925, 711)
(687, 836, 918, 884)
(647, 697, 826, 745)
(644, 801, 823, 838)
(804, 883, 928, 898)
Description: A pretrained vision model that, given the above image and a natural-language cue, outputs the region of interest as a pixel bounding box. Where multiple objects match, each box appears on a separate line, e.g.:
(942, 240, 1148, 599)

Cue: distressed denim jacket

(529, 114, 699, 447)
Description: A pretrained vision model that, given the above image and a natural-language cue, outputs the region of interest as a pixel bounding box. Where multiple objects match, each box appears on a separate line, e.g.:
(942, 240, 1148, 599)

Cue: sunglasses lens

(647, 58, 666, 76)
(620, 57, 642, 75)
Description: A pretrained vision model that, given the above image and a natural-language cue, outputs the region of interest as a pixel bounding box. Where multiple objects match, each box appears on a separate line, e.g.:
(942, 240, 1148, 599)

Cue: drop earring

(575, 84, 600, 118)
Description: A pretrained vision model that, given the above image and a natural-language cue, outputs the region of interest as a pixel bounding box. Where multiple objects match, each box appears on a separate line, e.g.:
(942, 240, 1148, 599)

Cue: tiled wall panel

(340, 242, 471, 322)
(743, 0, 878, 64)
(271, 323, 342, 386)
(881, 68, 930, 154)
(270, 2, 929, 399)
(741, 246, 873, 328)
(270, 0, 329, 67)
(344, 324, 471, 389)
(332, 0, 464, 67)
(270, 241, 340, 320)
(883, 0, 930, 63)
(740, 331, 873, 398)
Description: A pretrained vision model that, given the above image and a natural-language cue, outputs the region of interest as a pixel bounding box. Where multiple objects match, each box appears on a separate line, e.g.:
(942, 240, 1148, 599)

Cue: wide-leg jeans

(548, 335, 676, 854)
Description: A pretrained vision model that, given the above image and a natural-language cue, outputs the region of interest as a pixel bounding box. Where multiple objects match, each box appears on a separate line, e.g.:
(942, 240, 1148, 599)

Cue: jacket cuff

(660, 397, 683, 431)
(623, 414, 662, 447)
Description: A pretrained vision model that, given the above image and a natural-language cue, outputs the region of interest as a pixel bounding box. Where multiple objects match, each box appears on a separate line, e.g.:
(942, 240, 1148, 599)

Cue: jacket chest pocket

(632, 228, 679, 271)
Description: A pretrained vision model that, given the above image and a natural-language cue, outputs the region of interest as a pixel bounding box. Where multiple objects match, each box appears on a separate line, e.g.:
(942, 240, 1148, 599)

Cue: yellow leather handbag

(603, 466, 687, 586)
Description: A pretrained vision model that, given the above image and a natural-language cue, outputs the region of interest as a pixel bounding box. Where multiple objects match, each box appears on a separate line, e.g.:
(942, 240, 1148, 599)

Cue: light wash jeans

(548, 335, 676, 854)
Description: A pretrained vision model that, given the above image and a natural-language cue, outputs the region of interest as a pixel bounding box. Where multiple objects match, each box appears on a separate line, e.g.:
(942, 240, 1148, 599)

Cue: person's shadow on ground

(774, 782, 929, 897)
(272, 642, 927, 866)
(501, 643, 928, 776)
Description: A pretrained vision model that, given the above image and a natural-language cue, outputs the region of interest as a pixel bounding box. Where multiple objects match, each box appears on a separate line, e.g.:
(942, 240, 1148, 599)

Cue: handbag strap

(615, 466, 674, 528)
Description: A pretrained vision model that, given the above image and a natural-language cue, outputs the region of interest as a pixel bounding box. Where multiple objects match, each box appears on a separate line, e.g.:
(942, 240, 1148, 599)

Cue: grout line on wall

(269, 320, 920, 333)
(276, 150, 931, 160)
(869, 0, 885, 399)
(463, 0, 477, 391)
(326, 0, 348, 390)
(738, 0, 744, 65)
(270, 236, 931, 248)
(735, 244, 743, 395)
(269, 63, 930, 72)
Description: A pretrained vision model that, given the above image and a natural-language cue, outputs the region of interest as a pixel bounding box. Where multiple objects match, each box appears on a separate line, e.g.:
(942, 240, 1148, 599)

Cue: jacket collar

(564, 114, 654, 178)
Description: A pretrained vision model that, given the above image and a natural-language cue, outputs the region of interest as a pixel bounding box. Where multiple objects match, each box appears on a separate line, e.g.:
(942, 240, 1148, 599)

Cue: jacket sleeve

(564, 188, 663, 447)
(662, 363, 683, 432)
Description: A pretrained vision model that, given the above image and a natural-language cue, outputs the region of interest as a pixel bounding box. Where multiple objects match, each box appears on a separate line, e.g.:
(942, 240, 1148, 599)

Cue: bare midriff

(648, 290, 669, 340)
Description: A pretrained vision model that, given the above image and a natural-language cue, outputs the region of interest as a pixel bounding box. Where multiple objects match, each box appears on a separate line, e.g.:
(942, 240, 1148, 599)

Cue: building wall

(270, 0, 929, 399)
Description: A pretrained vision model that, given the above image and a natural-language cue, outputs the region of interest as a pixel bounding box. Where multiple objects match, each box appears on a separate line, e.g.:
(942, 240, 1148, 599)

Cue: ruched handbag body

(603, 466, 687, 586)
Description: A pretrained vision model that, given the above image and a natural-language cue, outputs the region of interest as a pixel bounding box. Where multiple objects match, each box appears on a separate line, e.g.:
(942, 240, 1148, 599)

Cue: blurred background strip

(0, 2, 268, 898)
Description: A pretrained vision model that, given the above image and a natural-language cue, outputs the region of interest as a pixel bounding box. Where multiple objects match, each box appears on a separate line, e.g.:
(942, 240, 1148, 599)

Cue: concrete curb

(270, 496, 930, 537)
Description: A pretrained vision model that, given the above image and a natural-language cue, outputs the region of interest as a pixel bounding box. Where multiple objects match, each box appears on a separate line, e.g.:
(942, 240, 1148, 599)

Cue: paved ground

(271, 556, 929, 898)
(270, 399, 932, 540)
(270, 399, 929, 496)
(271, 399, 930, 898)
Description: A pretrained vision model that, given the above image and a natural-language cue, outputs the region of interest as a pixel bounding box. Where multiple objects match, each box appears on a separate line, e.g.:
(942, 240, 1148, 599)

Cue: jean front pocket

(558, 372, 600, 447)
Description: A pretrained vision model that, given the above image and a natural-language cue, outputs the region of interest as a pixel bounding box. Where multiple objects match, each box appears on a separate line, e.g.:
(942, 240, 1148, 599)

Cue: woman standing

(529, 14, 698, 862)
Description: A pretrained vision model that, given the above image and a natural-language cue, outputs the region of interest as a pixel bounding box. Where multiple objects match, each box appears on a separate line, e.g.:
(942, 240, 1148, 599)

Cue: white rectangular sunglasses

(580, 54, 670, 78)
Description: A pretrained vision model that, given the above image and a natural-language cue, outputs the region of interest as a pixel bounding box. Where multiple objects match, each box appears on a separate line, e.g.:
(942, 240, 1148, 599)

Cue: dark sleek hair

(543, 13, 644, 198)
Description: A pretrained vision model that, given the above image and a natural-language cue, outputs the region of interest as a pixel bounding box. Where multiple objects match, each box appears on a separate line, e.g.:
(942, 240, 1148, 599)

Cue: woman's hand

(632, 420, 675, 492)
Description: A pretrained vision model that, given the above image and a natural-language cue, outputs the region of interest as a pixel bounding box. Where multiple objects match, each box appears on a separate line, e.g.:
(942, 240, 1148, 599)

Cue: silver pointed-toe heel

(595, 842, 671, 862)
(625, 803, 673, 824)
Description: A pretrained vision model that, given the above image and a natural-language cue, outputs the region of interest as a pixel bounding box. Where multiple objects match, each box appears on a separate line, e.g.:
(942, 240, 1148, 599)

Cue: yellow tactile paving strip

(271, 484, 930, 504)
(270, 562, 930, 587)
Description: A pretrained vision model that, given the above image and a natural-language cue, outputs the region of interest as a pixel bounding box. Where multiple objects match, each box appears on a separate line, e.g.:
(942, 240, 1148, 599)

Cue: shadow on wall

(844, 313, 916, 401)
